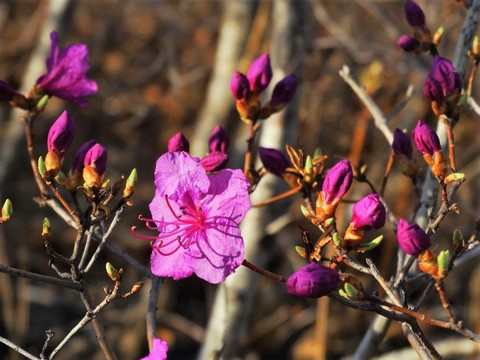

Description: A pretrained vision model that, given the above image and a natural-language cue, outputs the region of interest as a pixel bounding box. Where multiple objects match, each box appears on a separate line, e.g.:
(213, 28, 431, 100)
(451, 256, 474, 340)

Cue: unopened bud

(1, 199, 12, 222)
(473, 36, 480, 55)
(444, 172, 465, 184)
(36, 94, 50, 112)
(42, 217, 51, 239)
(295, 246, 307, 258)
(45, 149, 62, 178)
(123, 168, 137, 198)
(357, 235, 383, 253)
(105, 262, 120, 282)
(83, 165, 102, 188)
(432, 25, 444, 45)
(453, 229, 464, 251)
(38, 156, 47, 180)
(131, 282, 144, 294)
(437, 250, 449, 279)
(418, 249, 438, 277)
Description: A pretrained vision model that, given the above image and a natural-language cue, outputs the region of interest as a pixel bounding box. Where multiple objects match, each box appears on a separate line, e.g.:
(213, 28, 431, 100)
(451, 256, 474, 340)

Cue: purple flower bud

(259, 147, 292, 177)
(412, 120, 441, 156)
(392, 129, 413, 160)
(167, 132, 190, 153)
(270, 74, 298, 109)
(247, 53, 273, 94)
(208, 125, 229, 153)
(230, 71, 250, 101)
(397, 218, 431, 257)
(36, 31, 97, 108)
(84, 143, 107, 176)
(47, 110, 76, 154)
(322, 160, 353, 204)
(200, 151, 228, 172)
(404, 0, 426, 29)
(70, 139, 97, 173)
(351, 194, 386, 231)
(423, 74, 445, 104)
(286, 262, 341, 298)
(430, 56, 460, 94)
(0, 81, 18, 102)
(396, 34, 421, 52)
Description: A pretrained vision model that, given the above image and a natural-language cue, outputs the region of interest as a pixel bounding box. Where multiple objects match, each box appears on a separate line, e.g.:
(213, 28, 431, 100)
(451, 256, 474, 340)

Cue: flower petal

(200, 168, 251, 224)
(154, 152, 209, 202)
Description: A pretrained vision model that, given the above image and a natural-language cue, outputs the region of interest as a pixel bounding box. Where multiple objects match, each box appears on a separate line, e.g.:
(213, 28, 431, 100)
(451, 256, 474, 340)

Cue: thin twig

(0, 263, 81, 291)
(147, 277, 162, 351)
(84, 208, 124, 273)
(0, 335, 40, 360)
(338, 65, 393, 144)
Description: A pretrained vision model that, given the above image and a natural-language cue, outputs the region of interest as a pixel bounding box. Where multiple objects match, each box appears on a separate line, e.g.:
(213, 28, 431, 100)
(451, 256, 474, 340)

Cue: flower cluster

(40, 111, 108, 188)
(133, 151, 251, 284)
(423, 56, 462, 117)
(397, 0, 441, 55)
(167, 125, 230, 172)
(230, 54, 297, 120)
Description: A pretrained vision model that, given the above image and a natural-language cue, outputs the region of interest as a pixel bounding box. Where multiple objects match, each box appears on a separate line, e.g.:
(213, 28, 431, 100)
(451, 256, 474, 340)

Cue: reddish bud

(430, 56, 461, 95)
(84, 143, 107, 176)
(230, 71, 250, 101)
(351, 194, 386, 232)
(259, 147, 292, 177)
(208, 125, 229, 153)
(412, 120, 441, 157)
(47, 110, 76, 155)
(269, 74, 298, 111)
(286, 262, 341, 298)
(247, 53, 273, 94)
(0, 81, 18, 102)
(167, 132, 190, 153)
(321, 160, 353, 204)
(397, 34, 421, 52)
(397, 218, 431, 257)
(392, 129, 413, 160)
(423, 75, 445, 105)
(200, 151, 228, 172)
(404, 0, 426, 29)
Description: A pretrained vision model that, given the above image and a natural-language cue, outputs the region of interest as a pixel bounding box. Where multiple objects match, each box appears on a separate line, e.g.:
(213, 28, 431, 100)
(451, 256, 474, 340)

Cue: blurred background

(0, 0, 479, 359)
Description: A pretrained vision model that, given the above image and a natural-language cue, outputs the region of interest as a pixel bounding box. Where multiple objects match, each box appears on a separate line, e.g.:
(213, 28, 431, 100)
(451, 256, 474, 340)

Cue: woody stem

(434, 279, 456, 322)
(380, 151, 394, 197)
(252, 185, 302, 208)
(242, 259, 287, 283)
(445, 122, 457, 172)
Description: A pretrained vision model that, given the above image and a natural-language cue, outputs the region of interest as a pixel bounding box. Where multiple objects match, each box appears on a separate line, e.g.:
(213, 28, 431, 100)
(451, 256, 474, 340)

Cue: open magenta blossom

(140, 337, 168, 360)
(412, 120, 441, 157)
(259, 147, 292, 177)
(36, 31, 97, 108)
(397, 218, 431, 257)
(134, 151, 251, 284)
(286, 262, 341, 298)
(47, 110, 76, 155)
(322, 160, 353, 204)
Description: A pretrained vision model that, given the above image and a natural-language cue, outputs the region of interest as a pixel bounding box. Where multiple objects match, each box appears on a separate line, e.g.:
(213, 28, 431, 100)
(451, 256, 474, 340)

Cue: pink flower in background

(36, 31, 97, 108)
(135, 152, 251, 284)
(140, 338, 168, 360)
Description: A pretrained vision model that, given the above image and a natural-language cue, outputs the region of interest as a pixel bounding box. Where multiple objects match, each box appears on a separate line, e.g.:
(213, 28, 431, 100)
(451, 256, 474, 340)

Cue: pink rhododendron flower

(134, 151, 251, 284)
(139, 337, 168, 360)
(36, 31, 97, 108)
